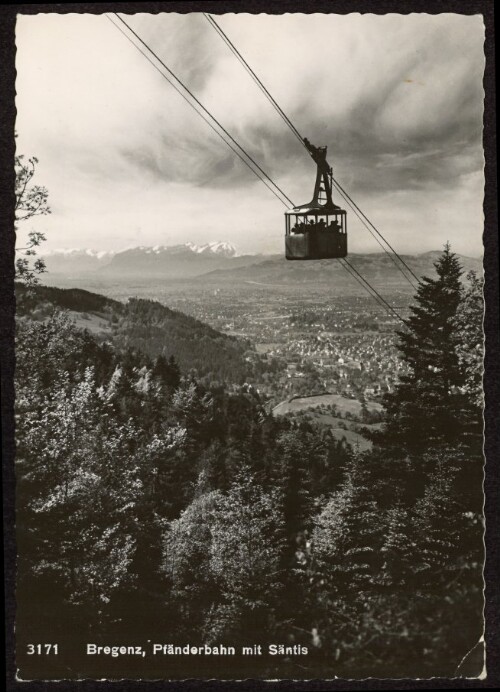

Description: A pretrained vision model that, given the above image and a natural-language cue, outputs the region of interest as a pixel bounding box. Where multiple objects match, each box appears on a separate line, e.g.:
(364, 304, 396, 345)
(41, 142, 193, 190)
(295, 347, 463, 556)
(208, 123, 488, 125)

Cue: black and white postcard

(2, 1, 497, 685)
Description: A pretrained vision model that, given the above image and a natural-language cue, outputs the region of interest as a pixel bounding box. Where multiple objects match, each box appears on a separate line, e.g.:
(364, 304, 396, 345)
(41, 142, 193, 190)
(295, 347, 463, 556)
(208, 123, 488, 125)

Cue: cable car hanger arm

(300, 138, 335, 210)
(303, 138, 330, 172)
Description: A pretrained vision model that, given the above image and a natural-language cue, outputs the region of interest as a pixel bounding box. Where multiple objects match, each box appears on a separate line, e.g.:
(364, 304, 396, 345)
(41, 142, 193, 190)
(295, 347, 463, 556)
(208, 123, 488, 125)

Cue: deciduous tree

(15, 151, 51, 288)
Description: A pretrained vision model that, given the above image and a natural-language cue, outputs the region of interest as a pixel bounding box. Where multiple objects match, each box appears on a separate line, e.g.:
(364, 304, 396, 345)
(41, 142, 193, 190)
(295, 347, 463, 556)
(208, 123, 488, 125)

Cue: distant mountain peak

(43, 248, 115, 259)
(43, 242, 241, 259)
(37, 246, 481, 286)
(185, 241, 238, 257)
(45, 247, 110, 256)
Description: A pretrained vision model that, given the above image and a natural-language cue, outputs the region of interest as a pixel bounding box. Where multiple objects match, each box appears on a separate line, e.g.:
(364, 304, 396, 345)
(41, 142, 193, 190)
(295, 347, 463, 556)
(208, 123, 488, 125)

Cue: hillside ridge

(16, 283, 254, 384)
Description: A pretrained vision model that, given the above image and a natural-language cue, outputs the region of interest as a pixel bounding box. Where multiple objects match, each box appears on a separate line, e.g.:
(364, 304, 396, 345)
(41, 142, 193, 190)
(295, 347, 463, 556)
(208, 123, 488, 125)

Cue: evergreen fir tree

(380, 243, 467, 457)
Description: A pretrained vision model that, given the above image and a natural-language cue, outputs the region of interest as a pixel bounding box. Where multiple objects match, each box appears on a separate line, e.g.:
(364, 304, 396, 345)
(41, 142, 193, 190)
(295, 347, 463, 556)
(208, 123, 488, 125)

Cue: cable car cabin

(285, 139, 347, 260)
(285, 208, 347, 260)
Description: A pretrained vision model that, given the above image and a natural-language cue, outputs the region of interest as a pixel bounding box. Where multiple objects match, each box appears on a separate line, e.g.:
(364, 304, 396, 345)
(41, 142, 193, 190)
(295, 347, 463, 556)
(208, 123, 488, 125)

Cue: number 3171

(26, 644, 59, 655)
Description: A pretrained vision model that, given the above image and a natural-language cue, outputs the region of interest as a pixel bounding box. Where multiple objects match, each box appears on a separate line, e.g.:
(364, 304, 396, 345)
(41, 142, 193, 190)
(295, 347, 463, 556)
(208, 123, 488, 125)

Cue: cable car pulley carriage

(285, 138, 347, 260)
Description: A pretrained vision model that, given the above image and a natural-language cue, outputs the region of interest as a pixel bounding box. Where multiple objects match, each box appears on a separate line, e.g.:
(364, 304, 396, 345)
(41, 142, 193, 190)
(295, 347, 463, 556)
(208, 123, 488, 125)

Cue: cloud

(108, 12, 485, 194)
(14, 11, 485, 255)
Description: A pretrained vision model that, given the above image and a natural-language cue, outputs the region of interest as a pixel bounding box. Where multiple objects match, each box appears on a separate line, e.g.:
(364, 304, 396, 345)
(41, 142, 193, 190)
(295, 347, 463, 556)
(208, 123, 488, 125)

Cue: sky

(15, 11, 485, 256)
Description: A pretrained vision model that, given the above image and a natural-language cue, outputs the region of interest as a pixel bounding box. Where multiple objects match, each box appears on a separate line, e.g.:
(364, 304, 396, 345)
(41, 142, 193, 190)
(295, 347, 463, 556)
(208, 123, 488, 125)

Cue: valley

(33, 245, 483, 448)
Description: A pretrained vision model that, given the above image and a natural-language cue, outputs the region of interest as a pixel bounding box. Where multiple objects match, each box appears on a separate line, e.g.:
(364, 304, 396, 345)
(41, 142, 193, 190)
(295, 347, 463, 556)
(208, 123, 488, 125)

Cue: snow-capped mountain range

(44, 240, 239, 259)
(43, 248, 114, 259)
(40, 242, 260, 279)
(38, 245, 482, 288)
(185, 241, 238, 257)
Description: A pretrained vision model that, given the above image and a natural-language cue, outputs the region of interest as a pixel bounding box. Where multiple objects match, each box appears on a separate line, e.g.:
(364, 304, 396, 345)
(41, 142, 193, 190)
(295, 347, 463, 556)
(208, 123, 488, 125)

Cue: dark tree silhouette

(380, 243, 468, 456)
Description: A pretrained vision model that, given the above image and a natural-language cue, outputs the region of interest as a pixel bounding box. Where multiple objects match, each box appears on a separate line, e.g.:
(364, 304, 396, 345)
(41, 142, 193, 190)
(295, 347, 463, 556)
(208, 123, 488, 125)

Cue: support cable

(204, 12, 420, 288)
(107, 13, 294, 208)
(337, 259, 386, 312)
(339, 258, 405, 323)
(204, 13, 307, 149)
(108, 13, 406, 324)
(331, 178, 418, 289)
(331, 175, 420, 285)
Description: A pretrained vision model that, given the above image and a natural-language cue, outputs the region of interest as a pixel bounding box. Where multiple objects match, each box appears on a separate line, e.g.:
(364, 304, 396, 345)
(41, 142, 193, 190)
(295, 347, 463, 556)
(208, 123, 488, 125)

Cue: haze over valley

(33, 242, 482, 450)
(41, 242, 482, 285)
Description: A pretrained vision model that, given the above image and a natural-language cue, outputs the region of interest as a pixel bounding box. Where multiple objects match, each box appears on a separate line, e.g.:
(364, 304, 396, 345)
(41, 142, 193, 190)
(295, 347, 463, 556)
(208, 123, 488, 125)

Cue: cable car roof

(285, 201, 345, 216)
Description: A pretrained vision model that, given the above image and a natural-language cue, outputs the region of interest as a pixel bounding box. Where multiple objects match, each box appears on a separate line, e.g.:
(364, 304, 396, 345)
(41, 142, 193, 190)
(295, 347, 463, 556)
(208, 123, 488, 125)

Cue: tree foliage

(15, 152, 51, 288)
(301, 247, 485, 676)
(164, 468, 286, 644)
(16, 245, 485, 677)
(380, 243, 468, 455)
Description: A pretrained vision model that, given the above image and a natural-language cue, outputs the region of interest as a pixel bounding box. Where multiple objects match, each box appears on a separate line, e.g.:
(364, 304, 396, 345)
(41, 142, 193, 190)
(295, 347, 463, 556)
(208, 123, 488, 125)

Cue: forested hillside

(16, 283, 255, 385)
(15, 247, 485, 679)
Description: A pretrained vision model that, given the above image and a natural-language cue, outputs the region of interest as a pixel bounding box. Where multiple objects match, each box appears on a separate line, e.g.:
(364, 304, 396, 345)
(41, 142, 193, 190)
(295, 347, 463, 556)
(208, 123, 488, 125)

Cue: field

(272, 393, 383, 417)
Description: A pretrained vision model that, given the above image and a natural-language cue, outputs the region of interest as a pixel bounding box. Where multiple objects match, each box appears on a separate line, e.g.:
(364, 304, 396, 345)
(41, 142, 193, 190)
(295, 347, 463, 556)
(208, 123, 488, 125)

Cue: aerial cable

(107, 13, 406, 322)
(204, 13, 420, 289)
(337, 259, 393, 317)
(107, 13, 294, 209)
(331, 177, 418, 289)
(204, 13, 307, 149)
(339, 258, 404, 323)
(108, 13, 293, 208)
(106, 15, 285, 207)
(339, 259, 405, 324)
(342, 258, 404, 323)
(331, 175, 420, 285)
(338, 259, 395, 318)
